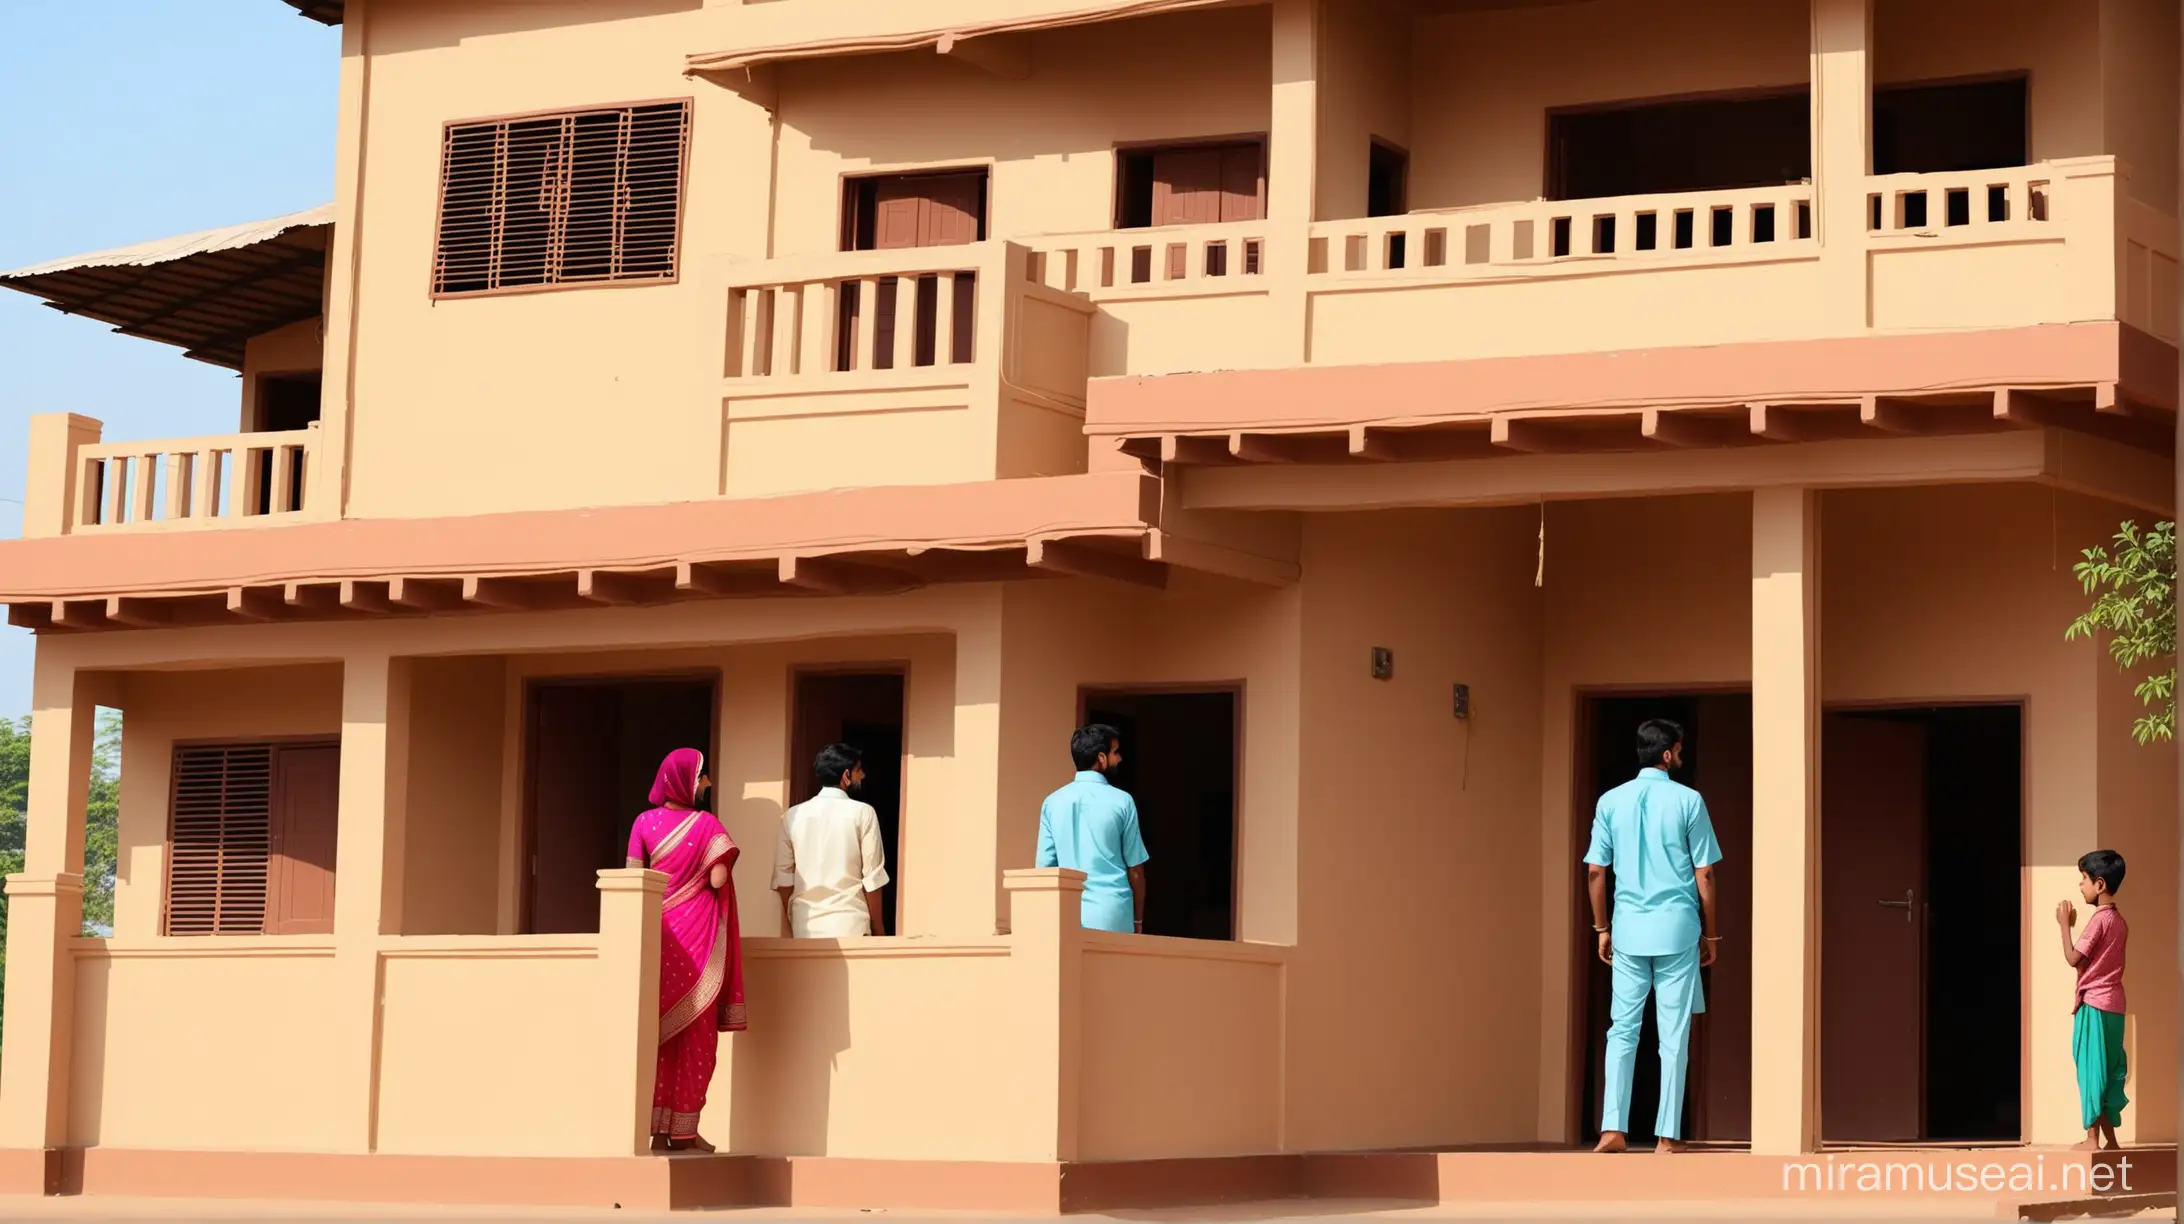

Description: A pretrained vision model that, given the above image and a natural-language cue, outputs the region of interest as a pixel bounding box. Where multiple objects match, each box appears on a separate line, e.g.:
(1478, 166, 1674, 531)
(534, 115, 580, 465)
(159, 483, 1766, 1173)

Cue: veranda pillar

(0, 656, 117, 1163)
(330, 653, 413, 1152)
(1750, 489, 1822, 1153)
(1810, 0, 1872, 324)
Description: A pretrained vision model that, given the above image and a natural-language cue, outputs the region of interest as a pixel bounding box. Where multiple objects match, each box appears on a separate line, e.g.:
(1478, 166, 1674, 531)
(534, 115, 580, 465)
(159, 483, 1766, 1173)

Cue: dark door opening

(792, 671, 907, 935)
(1548, 90, 1810, 201)
(254, 372, 321, 515)
(1369, 140, 1411, 267)
(1822, 705, 2021, 1144)
(524, 676, 716, 934)
(1874, 76, 2028, 176)
(1576, 692, 1753, 1146)
(1080, 688, 1238, 941)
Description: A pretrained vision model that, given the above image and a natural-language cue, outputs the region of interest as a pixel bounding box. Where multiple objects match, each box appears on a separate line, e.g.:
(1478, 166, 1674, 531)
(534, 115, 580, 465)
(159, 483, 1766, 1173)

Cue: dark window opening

(792, 672, 907, 935)
(1578, 694, 1753, 1145)
(1082, 689, 1238, 942)
(1873, 76, 2028, 175)
(524, 678, 716, 935)
(1369, 141, 1410, 267)
(254, 372, 320, 516)
(1548, 90, 1810, 201)
(1116, 141, 1265, 229)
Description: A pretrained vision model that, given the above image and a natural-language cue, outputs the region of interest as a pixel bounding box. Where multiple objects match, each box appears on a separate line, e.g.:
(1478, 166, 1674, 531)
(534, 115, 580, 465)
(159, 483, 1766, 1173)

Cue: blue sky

(0, 4, 339, 718)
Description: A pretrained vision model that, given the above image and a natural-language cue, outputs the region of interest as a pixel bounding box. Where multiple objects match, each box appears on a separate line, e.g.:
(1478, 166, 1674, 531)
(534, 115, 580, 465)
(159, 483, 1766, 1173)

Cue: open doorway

(1575, 692, 1753, 1146)
(1080, 688, 1239, 941)
(791, 671, 907, 934)
(1821, 705, 2022, 1144)
(523, 676, 716, 934)
(253, 372, 320, 515)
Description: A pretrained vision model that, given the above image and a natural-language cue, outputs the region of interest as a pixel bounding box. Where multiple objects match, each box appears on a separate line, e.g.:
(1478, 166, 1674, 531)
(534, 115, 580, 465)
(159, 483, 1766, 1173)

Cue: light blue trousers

(1601, 944, 1704, 1140)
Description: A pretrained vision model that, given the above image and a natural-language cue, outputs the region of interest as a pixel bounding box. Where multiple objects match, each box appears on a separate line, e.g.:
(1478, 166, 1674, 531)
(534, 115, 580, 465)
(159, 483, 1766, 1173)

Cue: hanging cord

(1535, 499, 1546, 588)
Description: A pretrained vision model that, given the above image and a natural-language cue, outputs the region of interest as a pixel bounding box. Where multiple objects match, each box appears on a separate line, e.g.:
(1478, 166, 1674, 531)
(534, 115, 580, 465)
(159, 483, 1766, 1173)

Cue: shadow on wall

(369, 0, 701, 55)
(726, 954, 851, 1154)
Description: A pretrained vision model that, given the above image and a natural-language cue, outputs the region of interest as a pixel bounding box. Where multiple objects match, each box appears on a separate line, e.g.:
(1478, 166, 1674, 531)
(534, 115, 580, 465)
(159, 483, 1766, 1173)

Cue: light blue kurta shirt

(1583, 767, 1722, 956)
(1036, 771, 1149, 933)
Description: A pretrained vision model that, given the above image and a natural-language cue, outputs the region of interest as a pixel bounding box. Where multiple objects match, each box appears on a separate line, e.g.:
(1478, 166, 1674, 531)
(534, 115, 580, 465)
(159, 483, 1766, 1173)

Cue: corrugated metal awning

(281, 0, 343, 24)
(0, 204, 333, 371)
(686, 0, 1231, 75)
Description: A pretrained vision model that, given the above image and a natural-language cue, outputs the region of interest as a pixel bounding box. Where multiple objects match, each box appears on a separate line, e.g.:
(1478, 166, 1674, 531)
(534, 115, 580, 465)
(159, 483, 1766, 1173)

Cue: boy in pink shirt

(2057, 849, 2129, 1151)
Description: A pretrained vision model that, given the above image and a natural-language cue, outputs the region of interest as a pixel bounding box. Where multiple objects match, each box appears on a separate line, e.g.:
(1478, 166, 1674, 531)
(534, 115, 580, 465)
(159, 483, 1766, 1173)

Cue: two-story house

(0, 0, 2174, 1213)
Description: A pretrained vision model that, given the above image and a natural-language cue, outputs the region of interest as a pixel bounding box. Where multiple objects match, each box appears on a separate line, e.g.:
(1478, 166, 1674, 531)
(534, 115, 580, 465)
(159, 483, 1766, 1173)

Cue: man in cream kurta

(774, 743, 891, 937)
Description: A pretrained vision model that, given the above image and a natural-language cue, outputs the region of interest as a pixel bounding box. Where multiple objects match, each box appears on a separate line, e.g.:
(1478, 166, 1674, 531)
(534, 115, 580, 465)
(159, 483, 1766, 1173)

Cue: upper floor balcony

(13, 0, 2180, 543)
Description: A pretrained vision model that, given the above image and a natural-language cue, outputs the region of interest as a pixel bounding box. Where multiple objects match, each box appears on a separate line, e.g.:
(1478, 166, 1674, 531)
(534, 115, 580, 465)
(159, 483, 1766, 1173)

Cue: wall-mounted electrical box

(1453, 683, 1471, 718)
(1370, 648, 1393, 680)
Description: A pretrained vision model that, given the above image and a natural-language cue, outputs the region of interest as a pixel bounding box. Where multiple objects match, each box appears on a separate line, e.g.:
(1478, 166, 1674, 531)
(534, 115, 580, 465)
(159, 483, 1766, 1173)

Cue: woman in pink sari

(626, 747, 746, 1152)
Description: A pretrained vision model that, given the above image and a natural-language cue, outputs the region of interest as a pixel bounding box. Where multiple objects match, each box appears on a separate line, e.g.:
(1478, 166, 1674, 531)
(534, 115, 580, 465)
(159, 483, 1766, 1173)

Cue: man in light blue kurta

(1584, 717, 1722, 1153)
(1035, 724, 1150, 933)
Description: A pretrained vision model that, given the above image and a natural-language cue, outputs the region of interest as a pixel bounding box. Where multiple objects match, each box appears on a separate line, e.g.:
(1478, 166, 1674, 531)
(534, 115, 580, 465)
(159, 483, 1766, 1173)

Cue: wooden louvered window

(164, 742, 340, 936)
(431, 99, 691, 297)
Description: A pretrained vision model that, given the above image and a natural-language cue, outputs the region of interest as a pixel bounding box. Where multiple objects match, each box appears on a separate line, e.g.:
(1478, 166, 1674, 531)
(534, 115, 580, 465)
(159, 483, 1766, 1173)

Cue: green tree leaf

(2066, 519, 2178, 744)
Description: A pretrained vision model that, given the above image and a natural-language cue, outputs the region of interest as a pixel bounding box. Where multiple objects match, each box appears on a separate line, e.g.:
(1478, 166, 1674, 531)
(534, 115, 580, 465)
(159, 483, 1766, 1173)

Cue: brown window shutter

(1152, 148, 1225, 227)
(432, 99, 690, 296)
(164, 746, 274, 936)
(266, 744, 342, 935)
(1218, 144, 1265, 222)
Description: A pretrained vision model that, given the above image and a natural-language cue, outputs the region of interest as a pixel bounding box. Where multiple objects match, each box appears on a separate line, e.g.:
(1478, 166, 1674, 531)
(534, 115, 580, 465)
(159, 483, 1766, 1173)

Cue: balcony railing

(1025, 219, 1271, 299)
(700, 241, 1095, 497)
(22, 415, 324, 538)
(1311, 181, 1818, 280)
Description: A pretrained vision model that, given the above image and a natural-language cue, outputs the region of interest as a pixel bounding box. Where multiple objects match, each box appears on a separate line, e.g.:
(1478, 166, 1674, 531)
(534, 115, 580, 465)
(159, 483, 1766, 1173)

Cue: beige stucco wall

(400, 656, 506, 936)
(771, 6, 1272, 256)
(2100, 0, 2183, 211)
(67, 944, 344, 1151)
(1288, 508, 1547, 1151)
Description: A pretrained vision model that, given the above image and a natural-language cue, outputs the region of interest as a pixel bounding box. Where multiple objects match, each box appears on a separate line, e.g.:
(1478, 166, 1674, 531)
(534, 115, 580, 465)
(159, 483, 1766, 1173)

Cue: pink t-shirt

(2074, 905, 2127, 1014)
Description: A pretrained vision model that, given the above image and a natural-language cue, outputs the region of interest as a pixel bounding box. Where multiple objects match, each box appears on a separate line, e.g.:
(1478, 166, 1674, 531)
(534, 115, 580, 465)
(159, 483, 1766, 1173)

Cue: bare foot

(1657, 1138, 1689, 1154)
(1593, 1131, 1627, 1153)
(668, 1134, 718, 1154)
(2071, 1137, 2103, 1151)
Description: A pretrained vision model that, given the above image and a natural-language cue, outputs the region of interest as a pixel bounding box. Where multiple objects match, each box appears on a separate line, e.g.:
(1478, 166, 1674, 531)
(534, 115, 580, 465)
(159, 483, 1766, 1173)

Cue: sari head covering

(627, 748, 746, 1139)
(649, 746, 705, 809)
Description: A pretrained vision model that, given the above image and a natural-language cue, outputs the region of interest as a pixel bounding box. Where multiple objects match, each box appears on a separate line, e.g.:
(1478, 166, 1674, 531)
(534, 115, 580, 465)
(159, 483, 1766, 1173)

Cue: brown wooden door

(1152, 144, 1263, 226)
(1821, 712, 1928, 1142)
(265, 743, 341, 935)
(870, 173, 985, 250)
(528, 685, 620, 934)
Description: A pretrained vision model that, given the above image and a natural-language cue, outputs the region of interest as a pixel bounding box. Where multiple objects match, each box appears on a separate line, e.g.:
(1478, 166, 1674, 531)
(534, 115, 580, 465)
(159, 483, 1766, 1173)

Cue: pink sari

(626, 748, 746, 1141)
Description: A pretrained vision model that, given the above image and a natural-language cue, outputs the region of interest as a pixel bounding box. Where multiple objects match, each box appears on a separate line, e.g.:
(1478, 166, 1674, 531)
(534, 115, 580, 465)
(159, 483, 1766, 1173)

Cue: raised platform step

(0, 1144, 2167, 1215)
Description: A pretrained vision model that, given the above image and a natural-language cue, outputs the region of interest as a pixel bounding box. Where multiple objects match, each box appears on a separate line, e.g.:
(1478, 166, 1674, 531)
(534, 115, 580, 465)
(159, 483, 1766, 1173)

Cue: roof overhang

(0, 472, 1306, 634)
(0, 204, 333, 370)
(1087, 322, 2179, 467)
(685, 0, 1234, 92)
(281, 0, 343, 24)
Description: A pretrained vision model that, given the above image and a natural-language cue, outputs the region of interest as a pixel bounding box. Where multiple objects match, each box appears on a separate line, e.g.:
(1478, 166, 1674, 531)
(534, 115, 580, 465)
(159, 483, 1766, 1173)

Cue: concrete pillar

(330, 653, 412, 1152)
(1750, 489, 1821, 1154)
(0, 657, 114, 1159)
(1268, 0, 1319, 364)
(21, 414, 100, 539)
(315, 0, 373, 519)
(1004, 867, 1086, 1162)
(1809, 0, 1872, 323)
(595, 868, 665, 1156)
(949, 598, 1004, 938)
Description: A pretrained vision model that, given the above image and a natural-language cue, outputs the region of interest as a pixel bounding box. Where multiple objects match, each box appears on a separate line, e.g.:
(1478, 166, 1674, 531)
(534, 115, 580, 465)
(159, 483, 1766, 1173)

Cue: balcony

(23, 414, 325, 539)
(699, 240, 1096, 499)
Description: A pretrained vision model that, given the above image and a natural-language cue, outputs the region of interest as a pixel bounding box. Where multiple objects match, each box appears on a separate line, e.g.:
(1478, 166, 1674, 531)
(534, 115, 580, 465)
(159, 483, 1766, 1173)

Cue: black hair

(2079, 849, 2127, 896)
(1635, 718, 1684, 769)
(1071, 724, 1121, 771)
(813, 742, 864, 790)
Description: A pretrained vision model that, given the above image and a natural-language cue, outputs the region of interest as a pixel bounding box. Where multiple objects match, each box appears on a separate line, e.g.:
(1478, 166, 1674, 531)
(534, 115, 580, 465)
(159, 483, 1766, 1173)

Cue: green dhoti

(2072, 1004, 2128, 1129)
